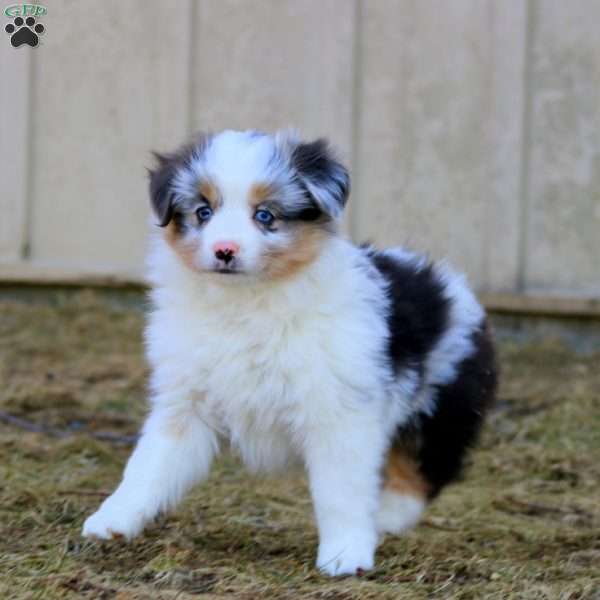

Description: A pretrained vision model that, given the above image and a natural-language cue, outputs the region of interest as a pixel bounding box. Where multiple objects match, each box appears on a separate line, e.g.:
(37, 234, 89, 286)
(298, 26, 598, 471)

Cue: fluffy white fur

(376, 490, 426, 536)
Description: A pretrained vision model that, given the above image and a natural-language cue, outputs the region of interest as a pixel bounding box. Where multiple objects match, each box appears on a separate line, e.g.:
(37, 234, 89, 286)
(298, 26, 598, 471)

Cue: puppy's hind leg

(82, 402, 218, 541)
(376, 447, 428, 537)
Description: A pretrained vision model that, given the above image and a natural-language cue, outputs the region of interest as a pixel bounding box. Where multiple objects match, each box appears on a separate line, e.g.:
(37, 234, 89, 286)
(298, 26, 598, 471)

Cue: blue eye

(196, 206, 213, 223)
(254, 209, 275, 226)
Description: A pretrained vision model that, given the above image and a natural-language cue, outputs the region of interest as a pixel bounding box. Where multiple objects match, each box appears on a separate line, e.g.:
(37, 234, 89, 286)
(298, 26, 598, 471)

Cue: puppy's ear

(148, 153, 177, 227)
(148, 133, 211, 226)
(291, 139, 350, 219)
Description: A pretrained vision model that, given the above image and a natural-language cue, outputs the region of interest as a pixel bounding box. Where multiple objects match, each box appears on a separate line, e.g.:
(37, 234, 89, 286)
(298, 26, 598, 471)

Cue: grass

(0, 290, 599, 599)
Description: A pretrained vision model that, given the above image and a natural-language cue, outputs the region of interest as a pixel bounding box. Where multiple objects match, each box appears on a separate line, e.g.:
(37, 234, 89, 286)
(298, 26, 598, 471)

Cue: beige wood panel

(28, 0, 192, 272)
(487, 0, 528, 292)
(353, 0, 526, 291)
(191, 0, 356, 157)
(524, 0, 600, 295)
(0, 41, 30, 262)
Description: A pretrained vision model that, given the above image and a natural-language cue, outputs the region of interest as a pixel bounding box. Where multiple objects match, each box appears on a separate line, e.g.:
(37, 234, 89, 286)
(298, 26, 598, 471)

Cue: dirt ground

(1, 291, 599, 599)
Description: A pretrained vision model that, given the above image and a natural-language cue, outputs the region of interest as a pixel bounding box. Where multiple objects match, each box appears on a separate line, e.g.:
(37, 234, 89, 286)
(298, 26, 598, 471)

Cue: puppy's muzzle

(213, 241, 240, 270)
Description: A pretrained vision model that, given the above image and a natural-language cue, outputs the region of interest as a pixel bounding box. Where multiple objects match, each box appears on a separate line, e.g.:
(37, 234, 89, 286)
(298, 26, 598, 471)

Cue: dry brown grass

(1, 290, 599, 599)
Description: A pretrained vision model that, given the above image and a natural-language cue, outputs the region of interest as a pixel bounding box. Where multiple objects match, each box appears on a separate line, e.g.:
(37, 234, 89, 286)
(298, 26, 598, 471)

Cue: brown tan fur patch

(384, 447, 429, 499)
(164, 221, 201, 273)
(249, 182, 275, 209)
(264, 224, 330, 280)
(198, 180, 221, 209)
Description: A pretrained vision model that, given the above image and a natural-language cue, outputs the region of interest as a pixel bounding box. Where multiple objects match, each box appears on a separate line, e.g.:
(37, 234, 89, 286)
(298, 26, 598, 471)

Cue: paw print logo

(5, 16, 45, 47)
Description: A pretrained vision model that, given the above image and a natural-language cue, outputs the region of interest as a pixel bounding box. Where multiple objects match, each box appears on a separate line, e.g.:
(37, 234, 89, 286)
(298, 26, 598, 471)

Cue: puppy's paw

(316, 533, 376, 576)
(82, 499, 146, 541)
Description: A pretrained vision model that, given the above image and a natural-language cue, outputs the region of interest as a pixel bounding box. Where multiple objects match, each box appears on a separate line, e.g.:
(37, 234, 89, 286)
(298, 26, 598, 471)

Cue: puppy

(83, 130, 497, 576)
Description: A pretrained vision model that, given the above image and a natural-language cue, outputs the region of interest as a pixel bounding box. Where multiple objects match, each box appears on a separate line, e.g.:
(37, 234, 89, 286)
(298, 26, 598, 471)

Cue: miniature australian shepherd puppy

(83, 129, 497, 576)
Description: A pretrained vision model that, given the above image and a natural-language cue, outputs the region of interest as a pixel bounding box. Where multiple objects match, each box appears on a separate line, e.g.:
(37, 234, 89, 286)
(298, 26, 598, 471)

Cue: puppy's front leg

(82, 403, 217, 540)
(304, 412, 386, 576)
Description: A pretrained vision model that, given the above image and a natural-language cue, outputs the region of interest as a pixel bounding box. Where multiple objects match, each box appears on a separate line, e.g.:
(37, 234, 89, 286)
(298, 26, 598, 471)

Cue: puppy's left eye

(196, 206, 213, 223)
(254, 209, 275, 226)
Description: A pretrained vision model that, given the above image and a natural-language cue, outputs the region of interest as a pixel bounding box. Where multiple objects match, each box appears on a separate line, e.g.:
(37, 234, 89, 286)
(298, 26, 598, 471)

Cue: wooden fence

(1, 1, 599, 315)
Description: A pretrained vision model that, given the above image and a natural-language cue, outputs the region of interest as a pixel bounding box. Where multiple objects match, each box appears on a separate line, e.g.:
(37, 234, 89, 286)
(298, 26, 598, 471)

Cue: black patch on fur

(368, 250, 450, 377)
(171, 211, 187, 234)
(279, 202, 328, 224)
(148, 155, 179, 227)
(262, 198, 330, 226)
(413, 323, 497, 498)
(291, 139, 350, 216)
(370, 248, 496, 497)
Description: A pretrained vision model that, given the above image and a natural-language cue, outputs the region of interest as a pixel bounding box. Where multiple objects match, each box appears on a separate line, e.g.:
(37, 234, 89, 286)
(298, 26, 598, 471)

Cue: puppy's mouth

(210, 264, 244, 275)
(214, 268, 241, 275)
(208, 259, 248, 276)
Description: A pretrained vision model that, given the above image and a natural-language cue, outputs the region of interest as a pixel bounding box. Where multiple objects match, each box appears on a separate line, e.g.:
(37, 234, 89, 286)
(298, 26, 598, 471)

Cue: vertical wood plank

(486, 0, 527, 292)
(0, 41, 30, 262)
(354, 0, 526, 291)
(28, 0, 191, 273)
(524, 0, 600, 295)
(191, 0, 355, 159)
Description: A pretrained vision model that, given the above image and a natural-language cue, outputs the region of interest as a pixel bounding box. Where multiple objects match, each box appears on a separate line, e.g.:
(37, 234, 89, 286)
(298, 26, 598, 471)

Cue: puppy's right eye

(196, 206, 213, 223)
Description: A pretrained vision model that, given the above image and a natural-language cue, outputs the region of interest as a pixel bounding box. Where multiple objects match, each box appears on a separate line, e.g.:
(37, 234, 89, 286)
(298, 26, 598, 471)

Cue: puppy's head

(148, 130, 349, 280)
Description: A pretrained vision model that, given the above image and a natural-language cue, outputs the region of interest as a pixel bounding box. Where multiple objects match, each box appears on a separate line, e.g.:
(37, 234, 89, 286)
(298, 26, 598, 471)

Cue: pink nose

(213, 241, 240, 264)
(213, 241, 240, 255)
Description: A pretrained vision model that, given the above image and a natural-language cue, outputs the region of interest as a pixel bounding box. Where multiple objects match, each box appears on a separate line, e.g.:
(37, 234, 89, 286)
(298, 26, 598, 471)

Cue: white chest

(146, 243, 392, 470)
